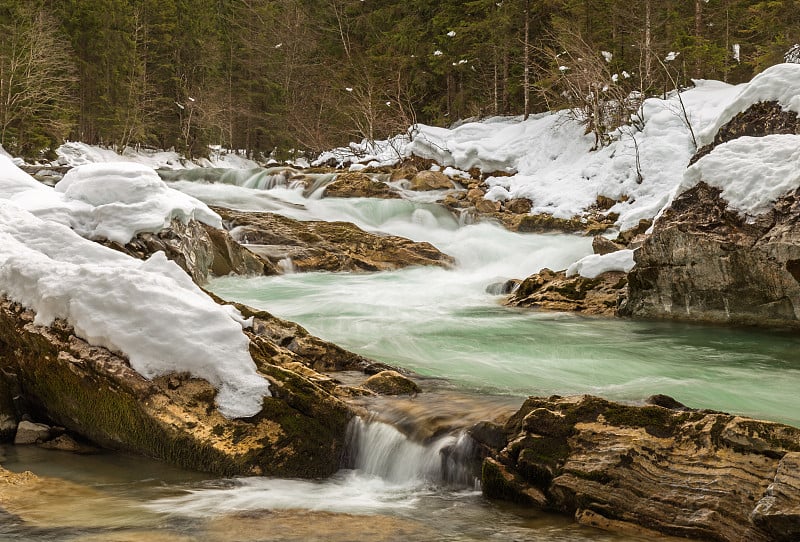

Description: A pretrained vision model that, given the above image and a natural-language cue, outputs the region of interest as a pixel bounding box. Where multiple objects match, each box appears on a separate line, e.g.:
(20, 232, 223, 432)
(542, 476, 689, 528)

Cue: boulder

(480, 394, 800, 541)
(214, 207, 455, 273)
(103, 218, 276, 283)
(592, 235, 624, 255)
(14, 421, 51, 445)
(0, 296, 356, 477)
(323, 172, 400, 199)
(409, 170, 453, 191)
(621, 182, 800, 328)
(505, 268, 627, 316)
(362, 371, 421, 396)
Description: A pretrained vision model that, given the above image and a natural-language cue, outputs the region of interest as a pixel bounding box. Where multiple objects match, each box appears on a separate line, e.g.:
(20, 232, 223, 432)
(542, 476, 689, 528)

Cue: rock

(14, 421, 51, 445)
(474, 199, 499, 214)
(362, 371, 421, 395)
(215, 207, 455, 273)
(505, 268, 627, 316)
(482, 394, 800, 541)
(614, 219, 651, 247)
(38, 434, 98, 454)
(504, 198, 532, 215)
(409, 170, 453, 191)
(485, 279, 520, 295)
(692, 101, 800, 165)
(103, 218, 276, 283)
(595, 195, 617, 211)
(621, 182, 800, 328)
(323, 172, 400, 199)
(591, 235, 624, 255)
(751, 452, 800, 541)
(388, 164, 419, 182)
(0, 296, 356, 477)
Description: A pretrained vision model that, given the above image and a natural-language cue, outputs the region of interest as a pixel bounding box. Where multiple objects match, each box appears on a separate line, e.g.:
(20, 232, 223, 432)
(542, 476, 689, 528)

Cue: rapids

(2, 168, 797, 541)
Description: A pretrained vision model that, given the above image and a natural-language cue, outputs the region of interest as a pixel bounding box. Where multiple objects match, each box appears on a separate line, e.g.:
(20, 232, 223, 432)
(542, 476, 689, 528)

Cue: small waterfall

(344, 416, 479, 489)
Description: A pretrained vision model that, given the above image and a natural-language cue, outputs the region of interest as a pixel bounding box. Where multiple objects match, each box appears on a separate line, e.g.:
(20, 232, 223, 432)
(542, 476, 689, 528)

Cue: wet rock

(14, 421, 51, 445)
(485, 279, 520, 295)
(0, 296, 356, 477)
(362, 371, 421, 396)
(103, 218, 275, 283)
(591, 235, 624, 255)
(409, 170, 453, 191)
(388, 163, 419, 182)
(474, 199, 499, 214)
(621, 182, 800, 328)
(215, 207, 454, 273)
(323, 172, 400, 199)
(505, 268, 627, 316)
(483, 394, 800, 541)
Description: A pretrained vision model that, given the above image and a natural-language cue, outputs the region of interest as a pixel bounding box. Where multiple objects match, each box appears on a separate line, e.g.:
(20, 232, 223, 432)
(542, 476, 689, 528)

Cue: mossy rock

(0, 297, 354, 478)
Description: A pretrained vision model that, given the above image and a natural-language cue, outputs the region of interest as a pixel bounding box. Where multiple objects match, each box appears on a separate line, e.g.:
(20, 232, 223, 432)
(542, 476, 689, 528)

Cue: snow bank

(56, 141, 262, 170)
(54, 163, 222, 244)
(566, 249, 636, 279)
(6, 161, 220, 245)
(0, 159, 269, 418)
(698, 63, 800, 147)
(680, 135, 800, 217)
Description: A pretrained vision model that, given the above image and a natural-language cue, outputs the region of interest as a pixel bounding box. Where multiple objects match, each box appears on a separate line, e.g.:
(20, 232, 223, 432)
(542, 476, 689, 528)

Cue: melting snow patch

(566, 249, 636, 279)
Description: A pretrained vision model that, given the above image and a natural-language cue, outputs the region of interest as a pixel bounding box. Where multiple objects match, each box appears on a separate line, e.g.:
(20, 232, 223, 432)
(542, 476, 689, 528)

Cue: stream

(3, 169, 799, 541)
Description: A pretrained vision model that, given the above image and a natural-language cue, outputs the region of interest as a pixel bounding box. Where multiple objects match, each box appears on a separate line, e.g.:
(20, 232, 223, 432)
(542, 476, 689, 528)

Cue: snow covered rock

(481, 394, 800, 542)
(0, 296, 355, 476)
(623, 87, 800, 327)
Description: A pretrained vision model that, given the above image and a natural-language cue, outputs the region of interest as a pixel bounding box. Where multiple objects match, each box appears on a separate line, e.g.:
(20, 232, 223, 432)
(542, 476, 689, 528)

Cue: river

(3, 170, 799, 541)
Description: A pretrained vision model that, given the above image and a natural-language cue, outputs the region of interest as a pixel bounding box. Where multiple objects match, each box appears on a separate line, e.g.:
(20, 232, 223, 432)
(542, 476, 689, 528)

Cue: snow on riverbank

(4, 160, 220, 245)
(0, 157, 269, 418)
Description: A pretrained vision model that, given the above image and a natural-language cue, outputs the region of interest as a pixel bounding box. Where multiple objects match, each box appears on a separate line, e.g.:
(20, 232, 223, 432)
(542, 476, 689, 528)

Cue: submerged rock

(0, 296, 355, 477)
(215, 207, 454, 272)
(408, 170, 454, 191)
(505, 268, 627, 316)
(480, 394, 800, 541)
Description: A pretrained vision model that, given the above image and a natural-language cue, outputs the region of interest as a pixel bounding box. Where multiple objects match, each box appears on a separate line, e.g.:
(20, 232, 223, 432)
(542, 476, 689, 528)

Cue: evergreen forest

(0, 0, 797, 159)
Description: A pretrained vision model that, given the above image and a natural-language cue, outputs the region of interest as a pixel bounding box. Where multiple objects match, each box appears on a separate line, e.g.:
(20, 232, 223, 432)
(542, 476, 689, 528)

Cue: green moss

(482, 459, 533, 505)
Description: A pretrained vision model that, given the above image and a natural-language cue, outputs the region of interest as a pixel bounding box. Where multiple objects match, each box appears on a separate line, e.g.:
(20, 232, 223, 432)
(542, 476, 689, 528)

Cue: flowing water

(3, 169, 799, 541)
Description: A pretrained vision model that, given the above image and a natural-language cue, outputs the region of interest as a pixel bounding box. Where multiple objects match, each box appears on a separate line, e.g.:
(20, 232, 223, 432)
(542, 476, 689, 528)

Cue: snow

(54, 163, 222, 244)
(55, 141, 262, 170)
(7, 161, 220, 245)
(0, 158, 269, 418)
(680, 134, 800, 217)
(566, 249, 636, 279)
(406, 81, 741, 231)
(698, 63, 800, 147)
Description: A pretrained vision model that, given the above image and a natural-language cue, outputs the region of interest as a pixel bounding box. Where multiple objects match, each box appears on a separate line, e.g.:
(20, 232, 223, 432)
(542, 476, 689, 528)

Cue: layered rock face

(0, 297, 356, 477)
(215, 207, 454, 272)
(622, 182, 800, 326)
(476, 395, 800, 541)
